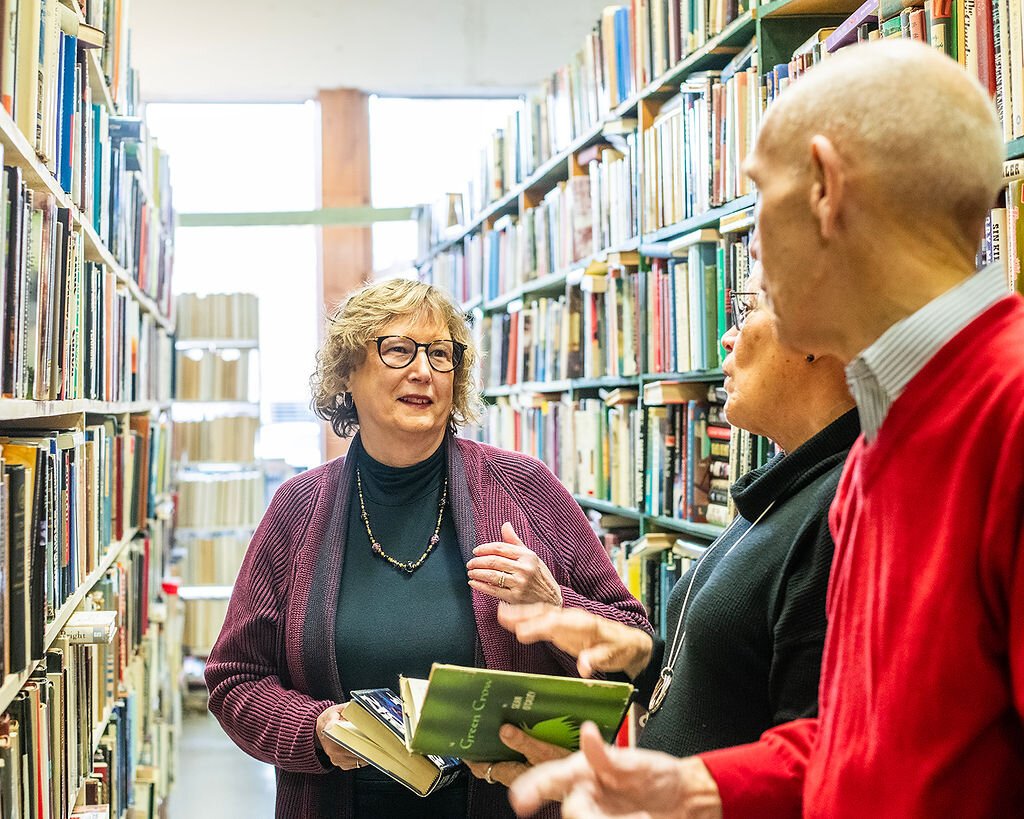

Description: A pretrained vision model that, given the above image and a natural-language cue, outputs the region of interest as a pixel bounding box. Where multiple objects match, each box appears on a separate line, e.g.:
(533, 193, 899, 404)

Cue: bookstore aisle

(166, 713, 274, 819)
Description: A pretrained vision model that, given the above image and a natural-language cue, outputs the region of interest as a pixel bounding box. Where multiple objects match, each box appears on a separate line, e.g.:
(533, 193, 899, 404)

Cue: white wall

(131, 0, 613, 102)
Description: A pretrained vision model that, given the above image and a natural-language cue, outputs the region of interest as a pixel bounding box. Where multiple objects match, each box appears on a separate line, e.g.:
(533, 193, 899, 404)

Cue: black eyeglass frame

(371, 335, 467, 372)
(730, 291, 760, 330)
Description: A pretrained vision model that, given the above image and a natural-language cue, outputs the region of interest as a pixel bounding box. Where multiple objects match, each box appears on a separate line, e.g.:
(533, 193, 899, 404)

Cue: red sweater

(702, 296, 1024, 817)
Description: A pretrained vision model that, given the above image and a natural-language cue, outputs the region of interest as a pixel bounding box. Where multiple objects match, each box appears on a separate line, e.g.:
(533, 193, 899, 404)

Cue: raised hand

(508, 722, 722, 819)
(498, 602, 653, 679)
(468, 522, 563, 606)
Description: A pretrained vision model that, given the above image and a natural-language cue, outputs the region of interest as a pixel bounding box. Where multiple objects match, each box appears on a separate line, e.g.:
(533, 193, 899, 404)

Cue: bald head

(758, 40, 1003, 243)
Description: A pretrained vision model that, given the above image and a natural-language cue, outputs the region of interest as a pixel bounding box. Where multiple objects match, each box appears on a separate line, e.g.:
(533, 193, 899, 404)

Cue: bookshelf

(0, 1, 181, 814)
(417, 0, 1024, 639)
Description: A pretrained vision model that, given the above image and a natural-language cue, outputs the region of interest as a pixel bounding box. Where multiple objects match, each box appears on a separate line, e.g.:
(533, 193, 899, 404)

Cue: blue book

(615, 8, 631, 103)
(59, 34, 77, 194)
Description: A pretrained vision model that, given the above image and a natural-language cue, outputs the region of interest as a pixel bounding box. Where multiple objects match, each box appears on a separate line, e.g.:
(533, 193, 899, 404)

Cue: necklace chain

(647, 500, 776, 715)
(356, 468, 447, 573)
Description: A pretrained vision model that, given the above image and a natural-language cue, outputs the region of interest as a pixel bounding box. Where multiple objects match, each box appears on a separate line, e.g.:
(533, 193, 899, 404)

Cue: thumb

(502, 521, 526, 547)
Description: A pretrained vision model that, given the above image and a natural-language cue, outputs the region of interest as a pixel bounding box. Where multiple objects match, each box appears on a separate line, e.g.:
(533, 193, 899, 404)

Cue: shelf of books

(419, 0, 1024, 639)
(0, 0, 185, 814)
(170, 293, 266, 711)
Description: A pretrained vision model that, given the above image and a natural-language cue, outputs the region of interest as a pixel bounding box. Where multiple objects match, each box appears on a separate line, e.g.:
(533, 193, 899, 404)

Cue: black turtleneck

(335, 437, 476, 717)
(636, 409, 861, 758)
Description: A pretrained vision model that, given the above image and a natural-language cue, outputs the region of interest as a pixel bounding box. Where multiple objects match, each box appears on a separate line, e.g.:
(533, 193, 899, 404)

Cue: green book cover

(401, 663, 633, 762)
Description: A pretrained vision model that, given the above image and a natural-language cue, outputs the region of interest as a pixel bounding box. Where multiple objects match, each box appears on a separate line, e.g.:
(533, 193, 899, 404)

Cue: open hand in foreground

(508, 722, 722, 819)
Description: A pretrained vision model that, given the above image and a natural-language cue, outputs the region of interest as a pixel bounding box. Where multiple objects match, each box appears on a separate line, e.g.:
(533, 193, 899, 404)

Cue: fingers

(500, 724, 571, 764)
(508, 753, 592, 816)
(466, 553, 520, 573)
(508, 606, 594, 647)
(579, 722, 620, 785)
(469, 578, 516, 603)
(473, 541, 525, 561)
(497, 602, 556, 629)
(501, 521, 525, 546)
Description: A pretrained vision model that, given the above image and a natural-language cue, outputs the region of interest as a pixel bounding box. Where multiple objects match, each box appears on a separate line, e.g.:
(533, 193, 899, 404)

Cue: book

(63, 610, 117, 644)
(322, 688, 462, 797)
(397, 663, 633, 762)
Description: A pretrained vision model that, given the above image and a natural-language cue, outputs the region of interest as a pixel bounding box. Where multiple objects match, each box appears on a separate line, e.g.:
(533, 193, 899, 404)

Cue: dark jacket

(637, 409, 860, 757)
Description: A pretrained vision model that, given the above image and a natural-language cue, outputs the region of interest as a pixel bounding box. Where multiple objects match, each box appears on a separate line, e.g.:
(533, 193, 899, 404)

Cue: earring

(805, 354, 816, 363)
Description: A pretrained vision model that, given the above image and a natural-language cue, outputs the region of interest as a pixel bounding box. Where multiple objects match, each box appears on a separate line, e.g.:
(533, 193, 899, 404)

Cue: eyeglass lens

(377, 336, 461, 371)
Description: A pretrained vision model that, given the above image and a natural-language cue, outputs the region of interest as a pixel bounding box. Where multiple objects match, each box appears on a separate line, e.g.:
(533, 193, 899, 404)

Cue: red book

(974, 0, 997, 97)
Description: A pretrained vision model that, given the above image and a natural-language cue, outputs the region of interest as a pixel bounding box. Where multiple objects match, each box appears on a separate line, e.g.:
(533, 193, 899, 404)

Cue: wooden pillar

(318, 88, 372, 462)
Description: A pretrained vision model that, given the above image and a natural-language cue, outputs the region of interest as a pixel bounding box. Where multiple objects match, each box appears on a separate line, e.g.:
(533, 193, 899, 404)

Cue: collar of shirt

(845, 261, 1007, 441)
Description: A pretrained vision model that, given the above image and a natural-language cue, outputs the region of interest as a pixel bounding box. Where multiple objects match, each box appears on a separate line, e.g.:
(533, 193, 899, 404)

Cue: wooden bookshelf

(43, 529, 140, 647)
(574, 495, 644, 521)
(0, 399, 168, 420)
(0, 528, 138, 714)
(87, 49, 116, 112)
(647, 514, 725, 540)
(643, 193, 759, 246)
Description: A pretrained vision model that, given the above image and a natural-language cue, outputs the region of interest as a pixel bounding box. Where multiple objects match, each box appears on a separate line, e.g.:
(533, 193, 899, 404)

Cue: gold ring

(498, 573, 506, 589)
(485, 763, 496, 784)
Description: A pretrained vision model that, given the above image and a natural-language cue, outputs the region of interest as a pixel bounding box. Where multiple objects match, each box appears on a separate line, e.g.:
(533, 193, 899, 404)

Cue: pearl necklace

(356, 468, 447, 574)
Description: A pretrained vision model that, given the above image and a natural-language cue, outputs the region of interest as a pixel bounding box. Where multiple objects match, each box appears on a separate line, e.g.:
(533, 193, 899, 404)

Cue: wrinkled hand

(498, 602, 653, 680)
(509, 722, 722, 819)
(465, 724, 572, 787)
(315, 703, 368, 772)
(468, 523, 563, 606)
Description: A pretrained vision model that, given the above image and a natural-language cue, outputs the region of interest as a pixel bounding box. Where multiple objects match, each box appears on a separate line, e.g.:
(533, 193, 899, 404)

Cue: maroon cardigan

(205, 434, 651, 818)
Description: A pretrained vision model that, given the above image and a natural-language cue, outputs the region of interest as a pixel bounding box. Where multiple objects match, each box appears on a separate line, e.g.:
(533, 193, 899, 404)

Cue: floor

(167, 711, 277, 818)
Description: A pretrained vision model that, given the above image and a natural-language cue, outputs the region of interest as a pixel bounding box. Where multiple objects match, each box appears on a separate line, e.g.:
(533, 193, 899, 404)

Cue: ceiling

(130, 0, 613, 102)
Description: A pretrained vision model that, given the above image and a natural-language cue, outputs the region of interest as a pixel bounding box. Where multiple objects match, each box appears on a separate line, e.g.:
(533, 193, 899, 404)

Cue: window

(369, 96, 520, 274)
(146, 103, 322, 469)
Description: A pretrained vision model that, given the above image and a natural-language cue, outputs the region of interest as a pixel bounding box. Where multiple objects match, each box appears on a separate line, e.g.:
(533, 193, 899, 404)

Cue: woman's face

(345, 311, 456, 454)
(721, 266, 807, 440)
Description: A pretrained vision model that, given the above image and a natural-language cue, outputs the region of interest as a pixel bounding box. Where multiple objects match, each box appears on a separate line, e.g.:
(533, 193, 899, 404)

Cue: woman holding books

(204, 277, 650, 819)
(472, 252, 860, 786)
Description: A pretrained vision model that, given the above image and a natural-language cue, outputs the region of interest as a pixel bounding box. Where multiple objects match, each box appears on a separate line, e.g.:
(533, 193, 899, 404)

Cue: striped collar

(845, 262, 1007, 441)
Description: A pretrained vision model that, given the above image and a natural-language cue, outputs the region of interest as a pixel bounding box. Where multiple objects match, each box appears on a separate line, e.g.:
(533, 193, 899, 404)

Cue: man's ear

(809, 134, 844, 240)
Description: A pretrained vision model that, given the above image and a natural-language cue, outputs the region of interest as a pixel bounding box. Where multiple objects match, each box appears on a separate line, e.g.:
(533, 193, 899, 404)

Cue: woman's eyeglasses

(372, 336, 466, 372)
(730, 291, 760, 329)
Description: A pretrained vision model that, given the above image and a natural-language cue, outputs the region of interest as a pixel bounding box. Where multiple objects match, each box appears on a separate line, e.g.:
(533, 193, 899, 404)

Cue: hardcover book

(322, 688, 462, 798)
(400, 663, 633, 762)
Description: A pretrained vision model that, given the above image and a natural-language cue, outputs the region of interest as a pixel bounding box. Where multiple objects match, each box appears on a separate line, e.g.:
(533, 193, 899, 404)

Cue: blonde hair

(311, 278, 481, 438)
(761, 40, 1003, 243)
